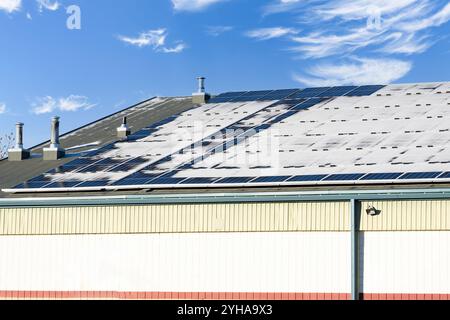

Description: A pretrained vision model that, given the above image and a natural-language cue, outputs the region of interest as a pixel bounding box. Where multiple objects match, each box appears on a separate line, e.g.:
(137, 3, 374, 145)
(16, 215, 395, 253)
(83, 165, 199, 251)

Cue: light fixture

(366, 206, 381, 216)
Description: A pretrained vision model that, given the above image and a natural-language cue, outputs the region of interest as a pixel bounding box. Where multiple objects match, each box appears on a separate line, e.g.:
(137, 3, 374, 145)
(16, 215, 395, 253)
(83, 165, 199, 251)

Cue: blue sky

(1, 0, 450, 148)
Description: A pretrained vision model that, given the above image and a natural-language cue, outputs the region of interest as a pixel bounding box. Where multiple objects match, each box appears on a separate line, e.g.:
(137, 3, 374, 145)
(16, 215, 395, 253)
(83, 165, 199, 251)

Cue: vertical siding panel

(0, 200, 449, 235)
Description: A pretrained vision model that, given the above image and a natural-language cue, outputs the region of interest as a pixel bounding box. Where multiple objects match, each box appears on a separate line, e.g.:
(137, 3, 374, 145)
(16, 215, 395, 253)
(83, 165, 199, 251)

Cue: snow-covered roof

(5, 83, 450, 193)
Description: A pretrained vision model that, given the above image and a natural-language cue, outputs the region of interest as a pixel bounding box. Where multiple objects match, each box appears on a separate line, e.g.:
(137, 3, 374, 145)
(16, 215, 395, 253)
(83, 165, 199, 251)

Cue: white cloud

(160, 42, 187, 53)
(245, 27, 299, 40)
(263, 0, 305, 15)
(285, 0, 450, 58)
(59, 95, 96, 112)
(0, 103, 6, 114)
(0, 0, 21, 13)
(398, 2, 450, 32)
(32, 95, 96, 115)
(118, 29, 167, 48)
(172, 0, 227, 12)
(206, 25, 233, 36)
(36, 0, 60, 12)
(293, 57, 412, 87)
(32, 96, 56, 115)
(118, 28, 186, 54)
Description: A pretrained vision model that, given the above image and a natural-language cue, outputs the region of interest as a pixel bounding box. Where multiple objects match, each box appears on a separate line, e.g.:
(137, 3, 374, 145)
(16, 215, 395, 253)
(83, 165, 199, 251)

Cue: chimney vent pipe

(15, 122, 24, 149)
(192, 76, 210, 104)
(117, 116, 131, 139)
(197, 77, 206, 93)
(43, 116, 65, 160)
(8, 122, 30, 161)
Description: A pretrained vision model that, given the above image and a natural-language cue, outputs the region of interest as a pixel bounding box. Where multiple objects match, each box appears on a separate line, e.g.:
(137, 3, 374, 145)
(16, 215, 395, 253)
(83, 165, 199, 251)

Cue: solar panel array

(6, 82, 450, 193)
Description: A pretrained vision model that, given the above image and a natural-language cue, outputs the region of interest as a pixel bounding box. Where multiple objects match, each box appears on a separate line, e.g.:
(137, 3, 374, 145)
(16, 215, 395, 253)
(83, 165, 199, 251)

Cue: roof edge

(1, 188, 450, 207)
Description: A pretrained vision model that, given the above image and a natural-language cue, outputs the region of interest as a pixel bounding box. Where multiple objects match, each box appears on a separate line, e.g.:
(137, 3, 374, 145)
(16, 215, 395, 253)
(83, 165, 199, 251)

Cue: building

(1, 81, 450, 300)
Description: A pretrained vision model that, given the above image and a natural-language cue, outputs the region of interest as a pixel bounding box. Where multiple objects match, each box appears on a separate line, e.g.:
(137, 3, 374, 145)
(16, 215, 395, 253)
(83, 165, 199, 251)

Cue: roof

(2, 82, 450, 198)
(0, 97, 196, 197)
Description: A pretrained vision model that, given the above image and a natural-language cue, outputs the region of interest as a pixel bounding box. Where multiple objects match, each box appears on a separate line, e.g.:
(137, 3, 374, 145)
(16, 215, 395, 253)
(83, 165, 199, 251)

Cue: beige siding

(0, 201, 350, 236)
(360, 200, 450, 231)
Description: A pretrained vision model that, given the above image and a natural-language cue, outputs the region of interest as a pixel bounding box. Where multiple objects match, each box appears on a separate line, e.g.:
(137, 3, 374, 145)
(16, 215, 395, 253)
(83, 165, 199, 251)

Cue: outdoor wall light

(366, 206, 381, 216)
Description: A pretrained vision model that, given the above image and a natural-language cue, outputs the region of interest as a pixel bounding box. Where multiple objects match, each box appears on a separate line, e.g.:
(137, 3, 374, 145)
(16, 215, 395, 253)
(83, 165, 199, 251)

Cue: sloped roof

(0, 97, 196, 197)
(2, 82, 450, 197)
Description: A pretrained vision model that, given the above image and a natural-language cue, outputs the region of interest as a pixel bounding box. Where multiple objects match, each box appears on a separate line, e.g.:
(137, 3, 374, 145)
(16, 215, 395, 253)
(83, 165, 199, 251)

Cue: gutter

(1, 188, 450, 208)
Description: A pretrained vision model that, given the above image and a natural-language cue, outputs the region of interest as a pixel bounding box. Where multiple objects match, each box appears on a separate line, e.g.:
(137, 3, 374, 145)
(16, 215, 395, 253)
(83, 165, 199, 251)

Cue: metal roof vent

(8, 122, 30, 161)
(192, 77, 210, 104)
(117, 116, 131, 139)
(43, 116, 66, 161)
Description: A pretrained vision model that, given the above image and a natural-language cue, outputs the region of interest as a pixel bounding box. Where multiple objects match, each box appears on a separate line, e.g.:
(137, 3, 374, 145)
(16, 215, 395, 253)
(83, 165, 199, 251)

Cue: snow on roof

(5, 83, 450, 193)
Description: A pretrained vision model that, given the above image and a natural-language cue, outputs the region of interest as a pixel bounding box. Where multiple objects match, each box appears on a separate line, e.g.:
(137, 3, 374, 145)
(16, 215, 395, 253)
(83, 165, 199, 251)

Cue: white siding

(0, 232, 350, 294)
(361, 232, 450, 294)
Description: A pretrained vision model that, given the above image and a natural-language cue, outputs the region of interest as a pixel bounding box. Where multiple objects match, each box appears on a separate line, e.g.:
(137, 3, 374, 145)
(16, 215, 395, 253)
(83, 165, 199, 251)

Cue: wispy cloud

(118, 28, 187, 54)
(0, 102, 6, 114)
(172, 0, 228, 12)
(32, 95, 96, 115)
(256, 0, 450, 85)
(0, 0, 21, 13)
(160, 42, 188, 53)
(36, 0, 60, 12)
(118, 29, 167, 48)
(245, 27, 299, 40)
(286, 1, 450, 58)
(293, 57, 412, 86)
(263, 0, 305, 15)
(205, 25, 233, 36)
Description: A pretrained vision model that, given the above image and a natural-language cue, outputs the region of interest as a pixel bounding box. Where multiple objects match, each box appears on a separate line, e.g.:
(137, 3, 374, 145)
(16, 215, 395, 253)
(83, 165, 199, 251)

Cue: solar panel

(345, 85, 385, 97)
(146, 177, 187, 185)
(112, 178, 154, 186)
(323, 174, 366, 181)
(254, 123, 272, 132)
(45, 181, 83, 188)
(276, 99, 306, 108)
(290, 98, 326, 110)
(76, 180, 111, 187)
(289, 87, 330, 99)
(360, 172, 403, 180)
(207, 97, 235, 103)
(287, 175, 328, 182)
(27, 175, 53, 183)
(398, 172, 442, 180)
(317, 86, 358, 97)
(78, 165, 115, 173)
(234, 90, 274, 98)
(215, 177, 255, 184)
(252, 176, 291, 183)
(261, 89, 301, 101)
(15, 181, 49, 189)
(216, 91, 249, 98)
(269, 111, 298, 124)
(47, 165, 80, 174)
(65, 158, 98, 166)
(180, 177, 219, 184)
(438, 172, 450, 179)
(208, 91, 248, 103)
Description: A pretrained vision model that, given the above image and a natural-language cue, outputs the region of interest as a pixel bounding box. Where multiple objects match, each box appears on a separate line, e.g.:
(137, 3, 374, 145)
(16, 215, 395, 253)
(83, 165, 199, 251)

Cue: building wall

(0, 232, 350, 299)
(360, 232, 450, 299)
(0, 199, 450, 300)
(0, 202, 350, 235)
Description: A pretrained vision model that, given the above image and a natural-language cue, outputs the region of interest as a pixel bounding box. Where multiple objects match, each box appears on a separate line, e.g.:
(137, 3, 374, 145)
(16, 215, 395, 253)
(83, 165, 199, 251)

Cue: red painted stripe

(0, 291, 448, 300)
